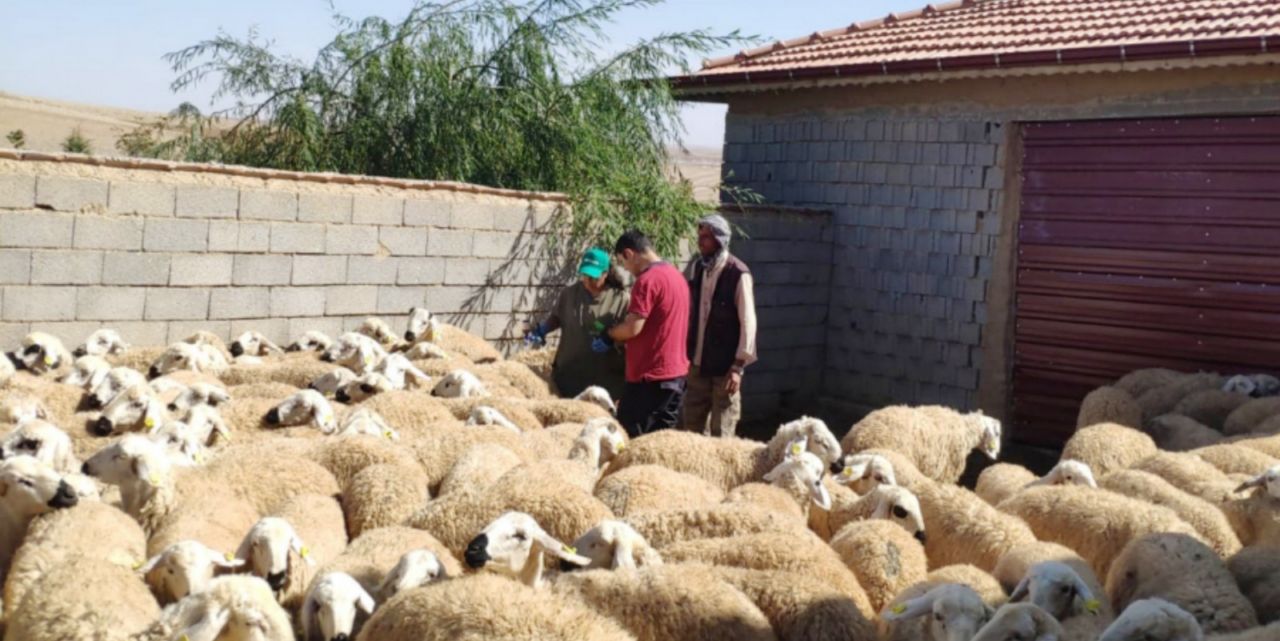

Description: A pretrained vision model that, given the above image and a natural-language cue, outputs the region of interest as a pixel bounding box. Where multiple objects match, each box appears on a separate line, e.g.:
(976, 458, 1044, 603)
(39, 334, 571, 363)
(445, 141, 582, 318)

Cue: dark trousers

(617, 377, 686, 438)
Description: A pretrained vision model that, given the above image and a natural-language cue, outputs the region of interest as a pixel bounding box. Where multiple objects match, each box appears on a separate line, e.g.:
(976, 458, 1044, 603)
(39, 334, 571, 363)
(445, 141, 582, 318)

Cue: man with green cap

(524, 247, 629, 400)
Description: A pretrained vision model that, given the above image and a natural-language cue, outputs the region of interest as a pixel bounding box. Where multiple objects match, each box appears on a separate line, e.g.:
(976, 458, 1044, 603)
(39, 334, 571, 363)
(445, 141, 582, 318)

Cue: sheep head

(338, 408, 398, 441)
(405, 307, 440, 343)
(82, 434, 172, 492)
(774, 415, 841, 466)
(1010, 561, 1101, 621)
(73, 328, 129, 358)
(139, 540, 244, 604)
(358, 316, 399, 346)
(377, 549, 446, 602)
(883, 583, 994, 641)
(1031, 459, 1097, 490)
(1, 419, 76, 472)
(971, 603, 1065, 641)
(464, 511, 590, 588)
(60, 355, 110, 390)
(168, 382, 231, 416)
(96, 384, 169, 436)
(309, 367, 357, 397)
(832, 452, 897, 494)
(236, 517, 311, 594)
(974, 412, 1002, 459)
(763, 441, 831, 510)
(266, 389, 337, 434)
(15, 332, 69, 374)
(335, 372, 393, 404)
(573, 386, 618, 415)
(1099, 598, 1203, 641)
(432, 369, 486, 399)
(0, 395, 50, 425)
(289, 330, 334, 353)
(465, 406, 521, 434)
(0, 455, 78, 516)
(149, 342, 217, 379)
(568, 417, 628, 470)
(88, 366, 146, 410)
(230, 331, 283, 358)
(568, 519, 662, 571)
(868, 485, 927, 543)
(321, 333, 386, 373)
(302, 572, 375, 641)
(1235, 464, 1280, 500)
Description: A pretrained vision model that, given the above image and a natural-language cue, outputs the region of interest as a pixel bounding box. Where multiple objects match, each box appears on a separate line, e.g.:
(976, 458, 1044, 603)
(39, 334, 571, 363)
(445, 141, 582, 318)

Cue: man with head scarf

(682, 213, 757, 437)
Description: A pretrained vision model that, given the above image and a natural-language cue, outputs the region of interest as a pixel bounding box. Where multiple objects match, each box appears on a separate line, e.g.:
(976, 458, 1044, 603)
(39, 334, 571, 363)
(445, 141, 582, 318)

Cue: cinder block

(35, 176, 108, 212)
(145, 289, 210, 320)
(74, 215, 144, 250)
(346, 256, 399, 285)
(271, 287, 326, 317)
(239, 190, 298, 221)
(228, 318, 290, 346)
(170, 254, 233, 286)
(270, 223, 326, 254)
(490, 203, 530, 231)
(353, 196, 403, 225)
(472, 231, 517, 258)
(0, 212, 75, 248)
(426, 229, 473, 257)
(0, 323, 30, 348)
(236, 222, 270, 253)
(111, 321, 170, 347)
(377, 286, 428, 314)
(144, 218, 208, 252)
(27, 321, 104, 347)
(232, 254, 293, 286)
(403, 199, 450, 227)
(326, 225, 379, 255)
(175, 185, 238, 218)
(325, 285, 378, 315)
(208, 221, 239, 252)
(378, 226, 427, 256)
(0, 250, 30, 284)
(30, 250, 103, 284)
(2, 286, 77, 321)
(485, 314, 519, 340)
(76, 287, 147, 321)
(298, 193, 352, 224)
(287, 316, 344, 343)
(0, 174, 36, 208)
(425, 286, 473, 313)
(108, 182, 175, 216)
(397, 257, 445, 285)
(167, 320, 229, 344)
(450, 201, 495, 230)
(444, 258, 491, 286)
(292, 255, 347, 285)
(209, 287, 270, 320)
(103, 253, 170, 285)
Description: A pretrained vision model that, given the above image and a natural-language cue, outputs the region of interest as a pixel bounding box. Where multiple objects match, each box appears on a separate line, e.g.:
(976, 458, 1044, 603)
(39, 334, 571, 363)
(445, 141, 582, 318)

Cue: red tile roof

(674, 0, 1280, 90)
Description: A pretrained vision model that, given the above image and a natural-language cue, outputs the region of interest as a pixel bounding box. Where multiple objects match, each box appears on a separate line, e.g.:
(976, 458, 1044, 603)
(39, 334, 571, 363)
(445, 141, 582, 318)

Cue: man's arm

(608, 313, 647, 343)
(734, 273, 758, 369)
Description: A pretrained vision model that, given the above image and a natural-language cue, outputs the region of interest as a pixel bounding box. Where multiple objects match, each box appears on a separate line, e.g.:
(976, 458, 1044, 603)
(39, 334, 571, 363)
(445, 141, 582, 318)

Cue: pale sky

(0, 0, 922, 148)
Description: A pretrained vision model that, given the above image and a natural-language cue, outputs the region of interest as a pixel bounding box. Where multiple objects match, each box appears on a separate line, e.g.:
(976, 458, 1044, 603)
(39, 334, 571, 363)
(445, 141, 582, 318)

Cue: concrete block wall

(722, 113, 1004, 425)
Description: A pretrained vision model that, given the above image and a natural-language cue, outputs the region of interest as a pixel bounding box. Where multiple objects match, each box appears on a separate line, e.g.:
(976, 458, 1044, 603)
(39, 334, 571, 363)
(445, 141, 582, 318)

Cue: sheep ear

(290, 533, 315, 566)
(871, 496, 890, 519)
(1235, 475, 1265, 493)
(356, 585, 376, 614)
(1009, 576, 1031, 602)
(131, 456, 160, 486)
(612, 533, 637, 570)
(136, 554, 162, 575)
(234, 533, 253, 564)
(882, 592, 936, 621)
(210, 548, 244, 570)
(181, 606, 231, 641)
(0, 480, 8, 498)
(301, 595, 319, 641)
(262, 339, 284, 354)
(811, 479, 832, 510)
(534, 530, 590, 566)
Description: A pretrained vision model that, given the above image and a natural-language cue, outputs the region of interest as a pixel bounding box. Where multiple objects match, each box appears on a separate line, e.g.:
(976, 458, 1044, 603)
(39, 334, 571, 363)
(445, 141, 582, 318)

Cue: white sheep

(569, 519, 663, 570)
(1010, 561, 1110, 640)
(236, 516, 315, 596)
(840, 405, 1002, 483)
(970, 603, 1066, 641)
(266, 389, 338, 434)
(1223, 374, 1280, 399)
(977, 459, 1097, 506)
(148, 341, 229, 378)
(88, 365, 147, 409)
(310, 366, 358, 397)
(405, 306, 441, 343)
(0, 394, 49, 424)
(1100, 598, 1203, 641)
(831, 452, 898, 494)
(59, 354, 111, 390)
(302, 571, 376, 641)
(466, 405, 521, 433)
(93, 383, 169, 436)
(0, 455, 80, 576)
(432, 368, 487, 398)
(138, 540, 246, 604)
(574, 385, 618, 414)
(1235, 464, 1279, 499)
(335, 372, 396, 404)
(358, 316, 400, 347)
(289, 330, 335, 353)
(230, 330, 284, 358)
(374, 352, 430, 389)
(322, 332, 388, 374)
(462, 511, 591, 587)
(882, 583, 995, 641)
(12, 331, 71, 375)
(824, 483, 927, 542)
(73, 328, 129, 357)
(134, 575, 295, 641)
(0, 418, 78, 472)
(337, 407, 399, 441)
(148, 420, 209, 467)
(376, 548, 448, 601)
(81, 433, 171, 521)
(758, 441, 834, 513)
(404, 340, 450, 361)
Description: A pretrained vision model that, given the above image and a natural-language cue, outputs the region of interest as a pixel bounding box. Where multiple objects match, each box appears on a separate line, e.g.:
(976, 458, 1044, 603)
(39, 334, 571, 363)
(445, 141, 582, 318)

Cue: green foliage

(5, 129, 25, 149)
(131, 0, 758, 258)
(61, 128, 92, 154)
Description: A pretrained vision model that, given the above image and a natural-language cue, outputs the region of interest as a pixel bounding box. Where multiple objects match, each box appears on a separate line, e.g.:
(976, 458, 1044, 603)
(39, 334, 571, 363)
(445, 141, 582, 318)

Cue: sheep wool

(1114, 368, 1185, 398)
(520, 422, 586, 459)
(841, 405, 1000, 484)
(342, 463, 429, 539)
(524, 398, 612, 427)
(1175, 390, 1254, 431)
(923, 564, 1008, 606)
(1147, 413, 1225, 451)
(1226, 546, 1280, 625)
(437, 443, 526, 497)
(709, 566, 879, 641)
(1136, 373, 1226, 423)
(1077, 386, 1143, 429)
(1223, 397, 1280, 436)
(1000, 485, 1204, 580)
(316, 526, 461, 595)
(1191, 443, 1279, 477)
(552, 564, 779, 641)
(429, 324, 503, 364)
(915, 480, 1035, 572)
(592, 466, 722, 517)
(358, 573, 635, 641)
(625, 504, 815, 550)
(132, 575, 294, 641)
(828, 519, 928, 613)
(1099, 469, 1242, 557)
(408, 426, 533, 492)
(272, 493, 349, 604)
(4, 554, 159, 641)
(1061, 422, 1158, 478)
(976, 463, 1039, 506)
(307, 433, 420, 489)
(723, 483, 807, 521)
(993, 541, 1104, 604)
(1105, 533, 1258, 634)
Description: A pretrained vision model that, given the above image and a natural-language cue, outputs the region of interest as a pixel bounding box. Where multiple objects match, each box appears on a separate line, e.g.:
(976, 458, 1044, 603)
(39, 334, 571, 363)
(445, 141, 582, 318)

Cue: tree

(5, 129, 25, 149)
(61, 128, 92, 154)
(141, 0, 758, 257)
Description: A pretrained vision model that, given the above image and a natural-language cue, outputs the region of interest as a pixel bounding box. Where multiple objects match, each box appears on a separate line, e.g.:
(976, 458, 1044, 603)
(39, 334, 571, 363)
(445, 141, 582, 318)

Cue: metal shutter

(1013, 116, 1280, 448)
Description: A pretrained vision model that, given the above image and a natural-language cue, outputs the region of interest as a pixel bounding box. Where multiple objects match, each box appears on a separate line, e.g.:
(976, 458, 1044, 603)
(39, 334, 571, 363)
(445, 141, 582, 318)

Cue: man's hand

(724, 370, 742, 395)
(591, 332, 615, 354)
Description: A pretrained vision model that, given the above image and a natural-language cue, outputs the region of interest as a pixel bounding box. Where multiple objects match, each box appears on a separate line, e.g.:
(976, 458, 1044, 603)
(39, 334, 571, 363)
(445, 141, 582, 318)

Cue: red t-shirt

(625, 261, 690, 383)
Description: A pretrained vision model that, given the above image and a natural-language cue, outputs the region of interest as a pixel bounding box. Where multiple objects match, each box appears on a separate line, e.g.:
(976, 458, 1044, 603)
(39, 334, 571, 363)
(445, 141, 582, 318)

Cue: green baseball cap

(578, 247, 610, 279)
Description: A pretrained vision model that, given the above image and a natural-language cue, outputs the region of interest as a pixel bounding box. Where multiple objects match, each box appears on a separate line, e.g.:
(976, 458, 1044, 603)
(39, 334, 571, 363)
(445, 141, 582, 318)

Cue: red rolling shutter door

(1013, 116, 1280, 448)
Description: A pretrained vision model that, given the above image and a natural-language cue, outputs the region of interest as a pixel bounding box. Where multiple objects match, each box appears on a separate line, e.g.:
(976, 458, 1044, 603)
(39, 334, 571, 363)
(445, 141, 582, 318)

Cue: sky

(0, 0, 923, 148)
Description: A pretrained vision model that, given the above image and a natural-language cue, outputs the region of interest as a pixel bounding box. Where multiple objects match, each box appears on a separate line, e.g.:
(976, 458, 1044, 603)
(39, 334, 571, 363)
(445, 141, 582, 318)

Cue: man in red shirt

(592, 230, 690, 437)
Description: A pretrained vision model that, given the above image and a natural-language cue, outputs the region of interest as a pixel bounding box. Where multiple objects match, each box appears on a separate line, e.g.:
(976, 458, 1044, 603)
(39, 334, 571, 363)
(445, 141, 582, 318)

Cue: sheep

(11, 331, 71, 375)
(1234, 464, 1279, 499)
(1223, 373, 1280, 398)
(1147, 413, 1225, 451)
(236, 516, 316, 600)
(1000, 485, 1204, 582)
(439, 396, 544, 431)
(407, 425, 532, 491)
(1175, 390, 1254, 431)
(822, 483, 927, 543)
(404, 306, 442, 343)
(994, 541, 1105, 600)
(1224, 397, 1280, 435)
(59, 353, 111, 391)
(606, 416, 842, 491)
(1227, 546, 1280, 626)
(1137, 373, 1226, 423)
(436, 442, 523, 498)
(840, 405, 1001, 484)
(336, 407, 399, 441)
(710, 566, 879, 641)
(882, 583, 996, 641)
(0, 455, 79, 577)
(133, 575, 295, 641)
(137, 540, 245, 605)
(88, 365, 147, 409)
(1100, 597, 1202, 641)
(465, 405, 521, 433)
(1115, 368, 1185, 397)
(432, 368, 487, 398)
(0, 418, 77, 472)
(1009, 560, 1111, 640)
(404, 339, 450, 361)
(1061, 422, 1158, 477)
(301, 572, 376, 641)
(977, 459, 1097, 506)
(335, 372, 396, 403)
(322, 332, 388, 374)
(93, 383, 171, 436)
(575, 385, 617, 414)
(342, 463, 427, 538)
(229, 331, 284, 358)
(73, 328, 129, 358)
(430, 323, 503, 364)
(377, 548, 447, 601)
(310, 366, 357, 397)
(970, 603, 1065, 641)
(830, 451, 898, 494)
(828, 519, 928, 612)
(148, 341, 229, 378)
(265, 389, 338, 434)
(463, 511, 591, 587)
(358, 316, 400, 347)
(551, 563, 780, 641)
(732, 444, 834, 519)
(289, 330, 334, 353)
(371, 352, 430, 390)
(0, 393, 49, 424)
(1193, 443, 1279, 476)
(356, 573, 636, 641)
(525, 397, 613, 427)
(1099, 469, 1242, 556)
(314, 526, 457, 602)
(594, 464, 726, 517)
(625, 504, 814, 549)
(1106, 532, 1258, 634)
(164, 380, 231, 416)
(568, 519, 663, 570)
(1078, 385, 1143, 429)
(4, 555, 159, 641)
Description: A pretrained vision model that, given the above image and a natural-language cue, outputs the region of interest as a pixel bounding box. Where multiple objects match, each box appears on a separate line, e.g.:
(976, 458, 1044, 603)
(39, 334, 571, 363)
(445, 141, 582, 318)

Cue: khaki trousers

(681, 366, 741, 437)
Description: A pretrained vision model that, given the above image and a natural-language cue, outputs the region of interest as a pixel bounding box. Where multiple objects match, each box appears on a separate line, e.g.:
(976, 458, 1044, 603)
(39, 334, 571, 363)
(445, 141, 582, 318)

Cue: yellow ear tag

(789, 443, 803, 456)
(179, 635, 191, 641)
(562, 545, 577, 555)
(193, 453, 203, 464)
(616, 442, 626, 451)
(383, 430, 394, 440)
(42, 355, 54, 366)
(425, 328, 437, 342)
(144, 417, 155, 429)
(319, 413, 332, 426)
(132, 559, 145, 571)
(223, 431, 233, 442)
(363, 356, 374, 367)
(148, 473, 161, 485)
(1084, 599, 1101, 615)
(225, 552, 235, 562)
(841, 466, 854, 478)
(299, 546, 311, 559)
(891, 603, 907, 615)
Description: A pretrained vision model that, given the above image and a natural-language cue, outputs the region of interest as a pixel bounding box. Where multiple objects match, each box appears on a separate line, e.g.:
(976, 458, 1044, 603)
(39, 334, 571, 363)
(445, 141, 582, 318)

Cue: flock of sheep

(0, 311, 1277, 641)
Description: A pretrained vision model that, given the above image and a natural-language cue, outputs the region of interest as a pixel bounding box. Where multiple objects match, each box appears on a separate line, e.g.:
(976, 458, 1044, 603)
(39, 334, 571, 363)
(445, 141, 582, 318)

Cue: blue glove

(591, 332, 614, 354)
(524, 322, 549, 348)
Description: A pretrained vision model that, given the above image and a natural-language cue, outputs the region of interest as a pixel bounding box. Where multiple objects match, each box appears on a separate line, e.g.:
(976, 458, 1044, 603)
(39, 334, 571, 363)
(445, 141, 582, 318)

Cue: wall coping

(723, 203, 833, 217)
(0, 147, 569, 202)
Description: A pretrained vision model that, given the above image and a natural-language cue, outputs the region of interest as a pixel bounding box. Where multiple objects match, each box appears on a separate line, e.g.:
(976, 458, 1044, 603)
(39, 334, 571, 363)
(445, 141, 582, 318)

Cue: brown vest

(688, 254, 749, 377)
